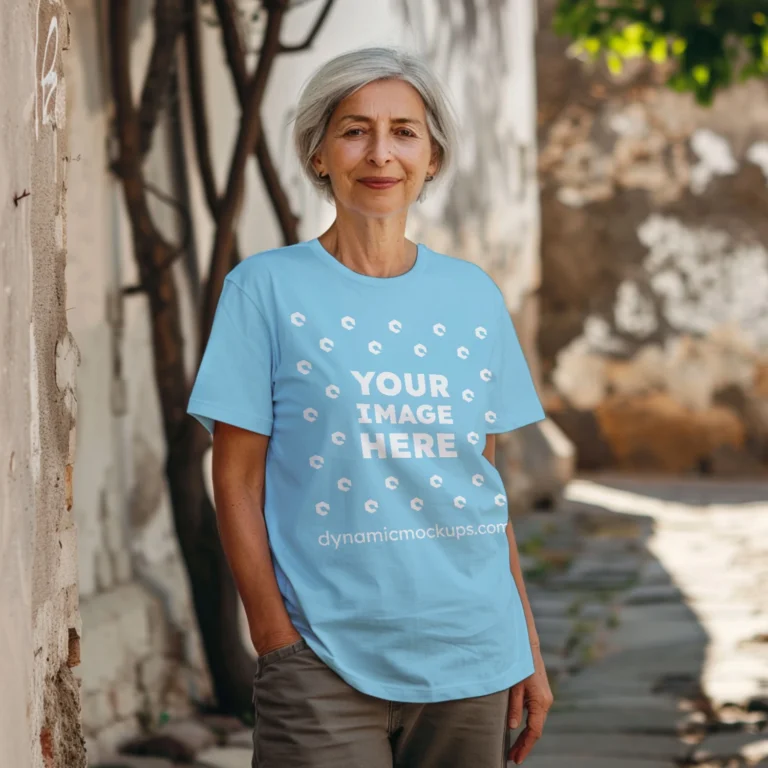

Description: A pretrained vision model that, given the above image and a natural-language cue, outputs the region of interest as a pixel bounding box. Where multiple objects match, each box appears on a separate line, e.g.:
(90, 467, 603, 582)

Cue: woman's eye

(344, 128, 365, 136)
(397, 129, 416, 137)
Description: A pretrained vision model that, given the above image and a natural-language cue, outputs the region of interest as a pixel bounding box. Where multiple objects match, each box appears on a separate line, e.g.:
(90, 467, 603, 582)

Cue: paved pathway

(518, 475, 768, 768)
(95, 476, 768, 768)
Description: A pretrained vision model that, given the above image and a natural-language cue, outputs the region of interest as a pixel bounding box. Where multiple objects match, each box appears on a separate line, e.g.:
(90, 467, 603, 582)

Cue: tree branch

(212, 0, 248, 103)
(184, 0, 220, 215)
(122, 246, 186, 296)
(111, 2, 169, 253)
(200, 2, 289, 343)
(255, 130, 300, 244)
(279, 0, 335, 53)
(144, 180, 193, 252)
(109, 0, 189, 435)
(213, 0, 300, 246)
(109, 0, 258, 715)
(139, 0, 186, 157)
(184, 1, 252, 311)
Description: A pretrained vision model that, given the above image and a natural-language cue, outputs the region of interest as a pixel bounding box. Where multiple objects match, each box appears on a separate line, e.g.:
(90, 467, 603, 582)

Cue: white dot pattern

(289, 313, 506, 516)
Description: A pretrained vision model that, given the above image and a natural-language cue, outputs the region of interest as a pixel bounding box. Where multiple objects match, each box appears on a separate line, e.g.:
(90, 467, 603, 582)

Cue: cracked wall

(536, 0, 768, 474)
(0, 1, 86, 767)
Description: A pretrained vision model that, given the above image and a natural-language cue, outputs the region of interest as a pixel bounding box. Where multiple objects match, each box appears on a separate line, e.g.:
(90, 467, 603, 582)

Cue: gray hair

(293, 47, 459, 202)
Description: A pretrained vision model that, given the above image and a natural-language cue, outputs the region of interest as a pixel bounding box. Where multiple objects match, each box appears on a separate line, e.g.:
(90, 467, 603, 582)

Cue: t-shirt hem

(187, 398, 273, 436)
(303, 641, 535, 703)
(486, 409, 546, 435)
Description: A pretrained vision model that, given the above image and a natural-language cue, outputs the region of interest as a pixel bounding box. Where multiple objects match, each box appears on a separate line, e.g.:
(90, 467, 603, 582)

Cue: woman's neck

(318, 213, 416, 279)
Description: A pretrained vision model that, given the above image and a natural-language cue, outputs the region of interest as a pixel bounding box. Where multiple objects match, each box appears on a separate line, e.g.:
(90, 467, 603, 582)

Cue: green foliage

(553, 1, 768, 104)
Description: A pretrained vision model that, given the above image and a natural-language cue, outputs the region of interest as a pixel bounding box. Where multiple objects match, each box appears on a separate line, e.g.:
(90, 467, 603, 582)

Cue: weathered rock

(120, 735, 195, 764)
(548, 407, 616, 471)
(200, 715, 248, 737)
(595, 394, 746, 474)
(517, 419, 576, 510)
(226, 730, 254, 749)
(120, 720, 217, 762)
(496, 420, 575, 515)
(94, 719, 142, 762)
(120, 719, 217, 763)
(95, 759, 175, 768)
(159, 719, 217, 753)
(195, 747, 253, 767)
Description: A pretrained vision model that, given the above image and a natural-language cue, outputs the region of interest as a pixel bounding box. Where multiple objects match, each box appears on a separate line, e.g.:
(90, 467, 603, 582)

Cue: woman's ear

(427, 145, 440, 178)
(312, 153, 326, 178)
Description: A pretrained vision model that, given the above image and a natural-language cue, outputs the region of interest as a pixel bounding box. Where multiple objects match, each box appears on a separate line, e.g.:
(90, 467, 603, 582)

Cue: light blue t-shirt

(188, 238, 545, 703)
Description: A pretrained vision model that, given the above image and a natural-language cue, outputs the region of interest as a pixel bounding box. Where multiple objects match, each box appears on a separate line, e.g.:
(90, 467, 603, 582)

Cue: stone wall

(536, 0, 768, 475)
(0, 1, 86, 767)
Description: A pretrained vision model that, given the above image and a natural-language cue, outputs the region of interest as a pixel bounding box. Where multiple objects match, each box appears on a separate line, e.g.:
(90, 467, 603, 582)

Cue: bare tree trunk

(210, 0, 301, 245)
(166, 420, 254, 713)
(109, 0, 254, 714)
(109, 0, 337, 714)
(201, 1, 288, 342)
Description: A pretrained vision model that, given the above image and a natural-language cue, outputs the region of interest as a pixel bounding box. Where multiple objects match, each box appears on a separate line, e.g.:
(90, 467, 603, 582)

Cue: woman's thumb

(508, 685, 524, 730)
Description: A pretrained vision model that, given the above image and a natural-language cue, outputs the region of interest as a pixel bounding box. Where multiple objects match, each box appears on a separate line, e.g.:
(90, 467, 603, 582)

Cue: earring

(425, 174, 434, 182)
(318, 171, 327, 179)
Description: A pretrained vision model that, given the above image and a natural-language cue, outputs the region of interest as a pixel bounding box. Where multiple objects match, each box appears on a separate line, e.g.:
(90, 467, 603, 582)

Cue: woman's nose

(367, 132, 393, 166)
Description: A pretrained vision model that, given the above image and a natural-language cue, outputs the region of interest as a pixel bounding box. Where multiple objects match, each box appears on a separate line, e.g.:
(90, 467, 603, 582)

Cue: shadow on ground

(513, 474, 768, 768)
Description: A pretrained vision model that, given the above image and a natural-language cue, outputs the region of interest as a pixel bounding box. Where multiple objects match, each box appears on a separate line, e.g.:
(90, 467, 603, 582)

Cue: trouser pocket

(255, 638, 309, 679)
(252, 645, 390, 767)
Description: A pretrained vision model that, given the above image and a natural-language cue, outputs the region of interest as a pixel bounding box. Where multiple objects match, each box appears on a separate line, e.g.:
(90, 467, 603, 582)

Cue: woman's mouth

(358, 177, 401, 189)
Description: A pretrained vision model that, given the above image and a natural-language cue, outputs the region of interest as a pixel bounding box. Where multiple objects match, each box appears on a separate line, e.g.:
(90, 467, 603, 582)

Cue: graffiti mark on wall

(35, 1, 61, 140)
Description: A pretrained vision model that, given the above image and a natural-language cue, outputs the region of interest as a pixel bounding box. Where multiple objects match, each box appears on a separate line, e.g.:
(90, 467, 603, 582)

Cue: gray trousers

(251, 639, 510, 768)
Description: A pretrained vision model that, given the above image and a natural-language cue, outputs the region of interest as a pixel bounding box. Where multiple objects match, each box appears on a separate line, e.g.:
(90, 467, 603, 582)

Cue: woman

(188, 47, 552, 768)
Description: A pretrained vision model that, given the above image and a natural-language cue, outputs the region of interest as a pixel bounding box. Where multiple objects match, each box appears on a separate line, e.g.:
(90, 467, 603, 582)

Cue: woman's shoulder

(421, 244, 505, 303)
(225, 242, 314, 291)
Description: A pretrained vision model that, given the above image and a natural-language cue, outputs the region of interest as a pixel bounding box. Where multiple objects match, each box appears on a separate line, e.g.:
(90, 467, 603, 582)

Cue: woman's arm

(484, 433, 553, 764)
(482, 435, 540, 649)
(212, 421, 301, 655)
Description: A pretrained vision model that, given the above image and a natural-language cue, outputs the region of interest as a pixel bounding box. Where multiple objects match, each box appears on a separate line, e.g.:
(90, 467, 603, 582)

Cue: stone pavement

(517, 475, 768, 768)
(93, 476, 768, 768)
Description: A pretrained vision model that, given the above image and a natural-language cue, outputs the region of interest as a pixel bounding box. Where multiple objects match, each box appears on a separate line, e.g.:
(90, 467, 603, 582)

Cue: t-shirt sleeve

(486, 298, 546, 434)
(187, 278, 274, 436)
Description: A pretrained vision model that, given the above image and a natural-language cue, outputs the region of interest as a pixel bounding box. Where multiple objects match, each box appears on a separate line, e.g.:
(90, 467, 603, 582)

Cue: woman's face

(313, 79, 439, 219)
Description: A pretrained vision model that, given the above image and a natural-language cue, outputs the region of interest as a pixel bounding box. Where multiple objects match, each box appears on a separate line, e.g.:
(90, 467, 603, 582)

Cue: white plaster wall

(0, 6, 38, 763)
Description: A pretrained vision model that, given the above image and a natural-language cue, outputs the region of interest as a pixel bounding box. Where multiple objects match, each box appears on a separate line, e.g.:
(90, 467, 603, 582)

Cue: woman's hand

(507, 645, 554, 764)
